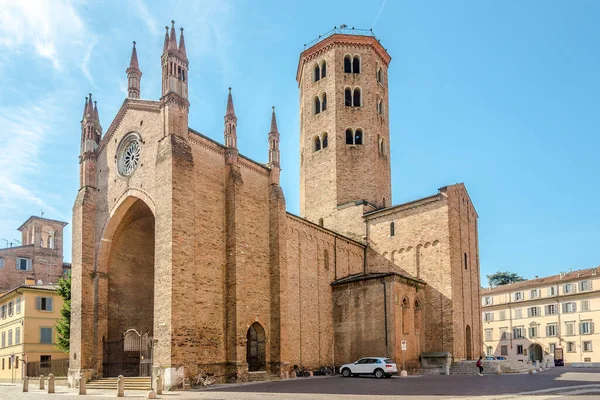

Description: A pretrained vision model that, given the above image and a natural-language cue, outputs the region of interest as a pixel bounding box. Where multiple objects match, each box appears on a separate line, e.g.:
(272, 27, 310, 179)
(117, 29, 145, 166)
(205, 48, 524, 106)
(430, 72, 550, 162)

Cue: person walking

(476, 356, 484, 376)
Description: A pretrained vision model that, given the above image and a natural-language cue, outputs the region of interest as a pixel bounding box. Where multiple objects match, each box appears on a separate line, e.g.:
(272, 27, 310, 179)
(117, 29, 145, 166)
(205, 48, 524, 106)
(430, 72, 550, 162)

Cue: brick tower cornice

(296, 33, 391, 84)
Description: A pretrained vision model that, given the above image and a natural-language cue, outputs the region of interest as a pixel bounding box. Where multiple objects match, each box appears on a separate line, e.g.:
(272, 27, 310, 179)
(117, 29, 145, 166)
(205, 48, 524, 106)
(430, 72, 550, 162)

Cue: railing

(27, 359, 69, 377)
(303, 26, 379, 50)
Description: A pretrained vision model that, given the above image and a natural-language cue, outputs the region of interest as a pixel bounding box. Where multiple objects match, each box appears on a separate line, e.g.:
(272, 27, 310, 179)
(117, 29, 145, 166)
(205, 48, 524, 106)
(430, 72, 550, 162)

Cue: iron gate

(103, 329, 153, 377)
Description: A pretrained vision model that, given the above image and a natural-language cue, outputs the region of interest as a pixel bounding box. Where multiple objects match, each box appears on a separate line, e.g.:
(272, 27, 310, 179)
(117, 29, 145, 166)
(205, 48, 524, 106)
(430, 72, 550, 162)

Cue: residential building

(481, 268, 599, 363)
(0, 283, 67, 382)
(0, 216, 69, 291)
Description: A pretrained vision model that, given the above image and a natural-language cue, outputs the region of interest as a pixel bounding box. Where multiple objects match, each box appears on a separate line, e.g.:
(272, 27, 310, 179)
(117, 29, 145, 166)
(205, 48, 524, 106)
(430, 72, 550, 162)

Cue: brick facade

(69, 27, 481, 386)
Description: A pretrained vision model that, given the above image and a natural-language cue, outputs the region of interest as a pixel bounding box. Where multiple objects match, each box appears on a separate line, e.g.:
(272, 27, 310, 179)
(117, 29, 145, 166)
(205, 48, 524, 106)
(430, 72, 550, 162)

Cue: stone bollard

(117, 375, 124, 397)
(147, 389, 157, 399)
(290, 371, 297, 378)
(496, 364, 502, 375)
(22, 377, 29, 392)
(400, 370, 408, 378)
(39, 375, 45, 390)
(48, 373, 55, 394)
(308, 370, 313, 376)
(528, 368, 534, 374)
(155, 376, 163, 395)
(535, 360, 541, 371)
(79, 375, 87, 395)
(444, 365, 450, 375)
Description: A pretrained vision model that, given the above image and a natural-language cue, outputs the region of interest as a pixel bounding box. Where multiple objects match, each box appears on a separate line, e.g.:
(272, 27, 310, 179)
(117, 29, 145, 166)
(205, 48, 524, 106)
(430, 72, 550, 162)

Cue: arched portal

(102, 198, 155, 377)
(246, 322, 266, 372)
(465, 325, 472, 360)
(529, 344, 543, 362)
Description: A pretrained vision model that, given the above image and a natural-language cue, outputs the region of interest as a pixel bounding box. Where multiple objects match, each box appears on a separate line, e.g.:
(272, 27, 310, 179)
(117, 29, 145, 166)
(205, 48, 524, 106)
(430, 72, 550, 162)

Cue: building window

(567, 342, 576, 352)
(321, 60, 327, 78)
(583, 341, 593, 352)
(36, 297, 53, 312)
(581, 300, 590, 312)
(314, 64, 320, 82)
(314, 136, 321, 151)
(530, 289, 540, 299)
(1, 332, 4, 348)
(352, 88, 361, 107)
(377, 99, 383, 115)
(345, 87, 352, 106)
(464, 253, 468, 270)
(345, 128, 353, 144)
(1, 305, 5, 319)
(483, 312, 494, 322)
(565, 321, 575, 336)
(527, 306, 541, 317)
(546, 323, 558, 337)
(516, 345, 523, 355)
(501, 345, 509, 355)
(563, 283, 573, 294)
(354, 128, 363, 145)
(390, 222, 395, 237)
(344, 55, 352, 73)
(486, 346, 493, 356)
(318, 218, 324, 227)
(322, 133, 328, 149)
(314, 96, 321, 115)
(549, 343, 556, 356)
(500, 327, 508, 340)
(40, 355, 51, 368)
(401, 298, 409, 334)
(483, 296, 493, 306)
(515, 308, 522, 319)
(324, 249, 329, 270)
(513, 326, 525, 339)
(40, 327, 53, 344)
(580, 320, 593, 335)
(377, 66, 383, 84)
(579, 280, 593, 292)
(16, 257, 32, 271)
(0, 258, 3, 268)
(15, 327, 20, 345)
(499, 310, 506, 320)
(548, 286, 557, 296)
(16, 297, 21, 314)
(563, 302, 577, 314)
(8, 301, 13, 317)
(321, 93, 327, 111)
(528, 326, 538, 338)
(485, 329, 493, 341)
(352, 55, 361, 73)
(545, 304, 557, 315)
(513, 292, 524, 301)
(7, 330, 11, 346)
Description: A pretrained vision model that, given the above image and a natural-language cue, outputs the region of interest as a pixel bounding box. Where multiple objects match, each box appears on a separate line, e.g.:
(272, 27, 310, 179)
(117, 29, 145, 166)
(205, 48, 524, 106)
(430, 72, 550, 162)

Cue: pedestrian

(476, 356, 483, 376)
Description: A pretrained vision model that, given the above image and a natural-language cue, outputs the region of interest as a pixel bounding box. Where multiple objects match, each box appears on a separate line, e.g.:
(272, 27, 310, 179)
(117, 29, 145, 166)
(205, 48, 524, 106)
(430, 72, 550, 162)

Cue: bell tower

(161, 20, 189, 137)
(297, 31, 392, 239)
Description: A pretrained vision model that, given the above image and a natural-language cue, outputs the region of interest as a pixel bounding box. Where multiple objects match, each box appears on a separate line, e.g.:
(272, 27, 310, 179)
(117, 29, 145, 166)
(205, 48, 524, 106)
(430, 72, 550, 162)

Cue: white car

(340, 357, 398, 378)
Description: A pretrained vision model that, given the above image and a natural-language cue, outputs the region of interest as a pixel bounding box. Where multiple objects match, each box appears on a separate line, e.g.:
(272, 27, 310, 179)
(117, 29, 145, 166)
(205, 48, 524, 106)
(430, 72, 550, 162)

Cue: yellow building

(481, 267, 599, 364)
(0, 283, 68, 382)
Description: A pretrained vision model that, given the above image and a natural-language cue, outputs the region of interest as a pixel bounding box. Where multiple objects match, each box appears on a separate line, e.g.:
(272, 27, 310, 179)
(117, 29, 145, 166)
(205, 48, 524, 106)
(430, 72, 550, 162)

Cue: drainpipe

(382, 278, 388, 357)
(333, 236, 337, 280)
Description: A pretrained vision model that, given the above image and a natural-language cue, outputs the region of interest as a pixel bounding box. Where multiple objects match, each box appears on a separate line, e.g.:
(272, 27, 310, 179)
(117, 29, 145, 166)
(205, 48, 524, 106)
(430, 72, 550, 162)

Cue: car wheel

(342, 368, 351, 377)
(374, 369, 385, 379)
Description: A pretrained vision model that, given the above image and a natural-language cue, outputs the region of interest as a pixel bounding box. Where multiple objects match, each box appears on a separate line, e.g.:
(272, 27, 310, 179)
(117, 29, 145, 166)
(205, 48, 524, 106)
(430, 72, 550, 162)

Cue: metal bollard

(155, 376, 162, 395)
(117, 375, 125, 397)
(39, 375, 45, 390)
(48, 373, 55, 394)
(79, 375, 87, 395)
(22, 376, 29, 392)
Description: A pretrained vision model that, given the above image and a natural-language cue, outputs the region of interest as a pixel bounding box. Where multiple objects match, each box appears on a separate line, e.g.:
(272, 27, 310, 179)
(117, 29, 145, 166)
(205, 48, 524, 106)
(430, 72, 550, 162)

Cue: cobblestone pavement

(2, 367, 600, 399)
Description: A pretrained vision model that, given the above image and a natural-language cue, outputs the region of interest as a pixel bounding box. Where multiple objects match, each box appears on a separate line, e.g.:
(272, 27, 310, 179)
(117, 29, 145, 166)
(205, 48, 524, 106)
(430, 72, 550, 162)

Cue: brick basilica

(69, 23, 482, 387)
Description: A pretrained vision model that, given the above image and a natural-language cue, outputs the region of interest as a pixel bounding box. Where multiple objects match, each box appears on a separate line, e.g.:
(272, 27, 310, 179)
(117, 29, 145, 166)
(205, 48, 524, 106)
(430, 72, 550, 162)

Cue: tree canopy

(55, 271, 71, 353)
(486, 271, 526, 287)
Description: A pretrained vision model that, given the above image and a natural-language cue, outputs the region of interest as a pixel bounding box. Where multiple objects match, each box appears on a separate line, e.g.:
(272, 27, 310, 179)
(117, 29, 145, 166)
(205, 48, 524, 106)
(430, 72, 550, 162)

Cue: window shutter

(592, 322, 595, 334)
(27, 259, 32, 271)
(527, 308, 532, 317)
(544, 305, 548, 314)
(47, 297, 53, 311)
(590, 281, 594, 290)
(35, 296, 41, 310)
(573, 303, 577, 313)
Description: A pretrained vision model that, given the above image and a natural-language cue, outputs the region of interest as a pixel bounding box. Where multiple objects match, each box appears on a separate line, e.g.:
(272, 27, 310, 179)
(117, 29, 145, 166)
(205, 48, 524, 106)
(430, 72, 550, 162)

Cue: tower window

(314, 96, 321, 115)
(322, 132, 328, 148)
(321, 60, 327, 78)
(377, 66, 382, 84)
(345, 87, 352, 106)
(353, 56, 361, 74)
(318, 218, 324, 227)
(355, 128, 363, 145)
(314, 136, 321, 151)
(377, 99, 383, 115)
(345, 128, 364, 145)
(321, 93, 327, 111)
(464, 252, 468, 270)
(390, 222, 395, 237)
(344, 55, 352, 73)
(314, 64, 320, 82)
(353, 88, 361, 107)
(345, 128, 354, 144)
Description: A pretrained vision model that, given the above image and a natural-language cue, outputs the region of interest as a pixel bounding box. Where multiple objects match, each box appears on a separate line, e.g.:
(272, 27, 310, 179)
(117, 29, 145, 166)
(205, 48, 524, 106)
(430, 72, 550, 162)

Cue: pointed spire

(87, 93, 94, 118)
(94, 101, 99, 122)
(163, 26, 169, 53)
(82, 96, 88, 119)
(168, 20, 177, 50)
(270, 106, 278, 133)
(129, 41, 139, 70)
(226, 87, 235, 116)
(178, 27, 187, 58)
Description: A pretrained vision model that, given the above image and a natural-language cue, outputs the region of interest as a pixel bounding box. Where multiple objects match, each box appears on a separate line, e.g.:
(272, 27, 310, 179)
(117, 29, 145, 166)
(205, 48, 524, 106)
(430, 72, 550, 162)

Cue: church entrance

(102, 198, 155, 377)
(529, 344, 543, 362)
(465, 325, 472, 360)
(246, 323, 266, 372)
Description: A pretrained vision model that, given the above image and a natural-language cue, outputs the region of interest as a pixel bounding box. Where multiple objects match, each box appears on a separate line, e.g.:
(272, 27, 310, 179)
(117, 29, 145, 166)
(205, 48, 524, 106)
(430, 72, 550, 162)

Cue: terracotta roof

(481, 267, 599, 294)
(0, 284, 58, 300)
(17, 216, 68, 231)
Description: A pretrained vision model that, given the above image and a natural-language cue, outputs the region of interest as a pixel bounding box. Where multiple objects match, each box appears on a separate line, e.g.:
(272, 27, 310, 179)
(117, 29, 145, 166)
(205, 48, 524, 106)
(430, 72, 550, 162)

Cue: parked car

(485, 356, 495, 360)
(340, 357, 398, 378)
(495, 356, 506, 360)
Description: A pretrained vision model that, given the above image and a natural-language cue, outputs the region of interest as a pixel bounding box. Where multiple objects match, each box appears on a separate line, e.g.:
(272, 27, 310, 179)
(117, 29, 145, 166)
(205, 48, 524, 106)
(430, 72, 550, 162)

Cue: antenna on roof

(340, 24, 348, 29)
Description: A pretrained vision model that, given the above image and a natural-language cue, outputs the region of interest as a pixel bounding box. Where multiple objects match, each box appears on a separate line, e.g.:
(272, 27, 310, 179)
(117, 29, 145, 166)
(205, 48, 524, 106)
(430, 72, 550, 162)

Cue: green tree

(486, 271, 526, 287)
(55, 271, 71, 353)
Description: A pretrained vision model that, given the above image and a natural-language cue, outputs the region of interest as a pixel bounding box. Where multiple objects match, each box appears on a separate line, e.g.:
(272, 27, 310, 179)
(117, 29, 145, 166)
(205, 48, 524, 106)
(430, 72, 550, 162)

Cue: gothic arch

(247, 322, 266, 371)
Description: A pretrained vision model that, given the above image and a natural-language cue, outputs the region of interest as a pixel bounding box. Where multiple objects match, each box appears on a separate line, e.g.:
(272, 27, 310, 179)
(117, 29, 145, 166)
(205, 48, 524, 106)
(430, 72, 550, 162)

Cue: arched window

(314, 96, 321, 114)
(353, 88, 361, 107)
(353, 56, 360, 73)
(344, 87, 352, 106)
(322, 132, 328, 148)
(381, 139, 385, 155)
(390, 222, 395, 237)
(247, 322, 266, 371)
(377, 66, 382, 84)
(314, 136, 321, 151)
(344, 55, 352, 73)
(324, 249, 329, 270)
(318, 218, 324, 227)
(354, 128, 363, 145)
(321, 93, 327, 111)
(464, 252, 468, 270)
(378, 135, 382, 153)
(314, 64, 320, 82)
(414, 300, 422, 334)
(345, 128, 354, 144)
(402, 298, 409, 334)
(321, 60, 327, 78)
(182, 70, 185, 82)
(377, 99, 383, 115)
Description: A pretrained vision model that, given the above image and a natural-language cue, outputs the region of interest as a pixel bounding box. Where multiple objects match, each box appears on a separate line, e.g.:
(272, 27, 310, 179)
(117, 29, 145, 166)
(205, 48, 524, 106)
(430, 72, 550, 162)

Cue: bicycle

(292, 364, 310, 377)
(318, 364, 336, 376)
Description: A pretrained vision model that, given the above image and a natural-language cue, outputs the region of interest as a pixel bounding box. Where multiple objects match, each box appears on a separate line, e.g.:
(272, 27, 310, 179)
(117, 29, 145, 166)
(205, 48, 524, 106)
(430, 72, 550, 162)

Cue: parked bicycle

(318, 364, 336, 376)
(292, 364, 310, 377)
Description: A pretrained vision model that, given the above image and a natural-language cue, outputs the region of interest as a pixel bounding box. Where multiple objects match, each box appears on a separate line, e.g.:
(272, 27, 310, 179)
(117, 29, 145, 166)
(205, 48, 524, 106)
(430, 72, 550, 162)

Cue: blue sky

(0, 0, 598, 285)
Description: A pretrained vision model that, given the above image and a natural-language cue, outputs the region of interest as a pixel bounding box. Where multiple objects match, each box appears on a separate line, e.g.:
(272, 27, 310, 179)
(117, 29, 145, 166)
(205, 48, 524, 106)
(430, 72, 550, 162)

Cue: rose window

(117, 133, 142, 177)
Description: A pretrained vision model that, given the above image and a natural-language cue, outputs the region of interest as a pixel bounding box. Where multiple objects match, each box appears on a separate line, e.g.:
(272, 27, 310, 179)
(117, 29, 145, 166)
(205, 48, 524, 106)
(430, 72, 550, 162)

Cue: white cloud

(131, 0, 160, 35)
